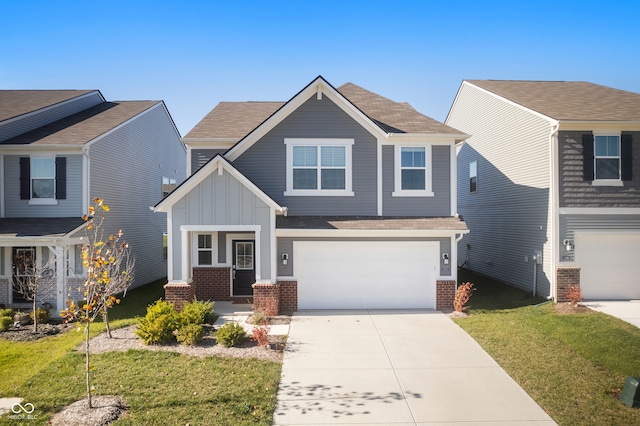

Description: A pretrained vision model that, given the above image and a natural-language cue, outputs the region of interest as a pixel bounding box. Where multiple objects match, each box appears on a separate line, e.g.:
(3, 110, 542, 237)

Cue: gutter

(548, 120, 560, 300)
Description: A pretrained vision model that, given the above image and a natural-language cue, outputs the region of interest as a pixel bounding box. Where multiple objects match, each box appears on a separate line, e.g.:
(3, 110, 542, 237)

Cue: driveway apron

(274, 310, 556, 425)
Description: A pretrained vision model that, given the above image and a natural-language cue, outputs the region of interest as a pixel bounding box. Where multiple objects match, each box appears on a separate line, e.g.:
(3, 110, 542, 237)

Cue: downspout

(454, 232, 464, 291)
(548, 121, 560, 300)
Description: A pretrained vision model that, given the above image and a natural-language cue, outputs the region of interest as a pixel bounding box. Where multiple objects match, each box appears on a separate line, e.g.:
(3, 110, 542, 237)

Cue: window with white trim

(469, 160, 477, 193)
(285, 139, 354, 196)
(31, 157, 55, 200)
(162, 177, 177, 199)
(594, 135, 621, 180)
(162, 232, 168, 261)
(393, 145, 433, 197)
(197, 234, 212, 265)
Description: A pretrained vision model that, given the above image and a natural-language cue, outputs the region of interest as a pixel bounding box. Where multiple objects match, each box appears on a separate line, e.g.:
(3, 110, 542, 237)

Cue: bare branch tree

(12, 249, 56, 332)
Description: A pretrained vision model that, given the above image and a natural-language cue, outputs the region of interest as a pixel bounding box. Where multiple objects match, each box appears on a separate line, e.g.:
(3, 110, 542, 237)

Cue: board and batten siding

(4, 154, 83, 217)
(232, 95, 378, 216)
(191, 149, 227, 175)
(85, 103, 186, 288)
(559, 131, 640, 208)
(169, 169, 272, 281)
(0, 92, 104, 143)
(277, 236, 451, 277)
(381, 145, 451, 216)
(448, 82, 554, 296)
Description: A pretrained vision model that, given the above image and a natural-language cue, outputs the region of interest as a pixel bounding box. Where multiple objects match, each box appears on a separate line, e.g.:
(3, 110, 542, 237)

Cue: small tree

(61, 198, 134, 408)
(453, 282, 475, 312)
(12, 250, 56, 332)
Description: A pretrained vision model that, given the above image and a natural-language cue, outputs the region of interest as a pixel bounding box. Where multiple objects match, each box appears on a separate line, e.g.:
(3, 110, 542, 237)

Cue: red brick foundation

(436, 280, 456, 311)
(252, 283, 280, 316)
(278, 281, 298, 314)
(556, 267, 581, 302)
(192, 267, 231, 301)
(164, 283, 195, 312)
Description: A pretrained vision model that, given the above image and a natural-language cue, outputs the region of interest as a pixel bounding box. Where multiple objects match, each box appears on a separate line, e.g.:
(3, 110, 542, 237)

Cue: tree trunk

(103, 306, 112, 338)
(85, 322, 92, 408)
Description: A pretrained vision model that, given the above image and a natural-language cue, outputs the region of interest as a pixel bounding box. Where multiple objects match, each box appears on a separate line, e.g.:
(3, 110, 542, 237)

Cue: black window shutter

(55, 157, 66, 199)
(621, 134, 633, 181)
(582, 133, 594, 181)
(19, 157, 30, 199)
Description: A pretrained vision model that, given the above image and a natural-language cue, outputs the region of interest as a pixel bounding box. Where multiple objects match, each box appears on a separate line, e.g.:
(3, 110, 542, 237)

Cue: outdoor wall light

(281, 253, 288, 265)
(442, 253, 449, 265)
(563, 239, 574, 251)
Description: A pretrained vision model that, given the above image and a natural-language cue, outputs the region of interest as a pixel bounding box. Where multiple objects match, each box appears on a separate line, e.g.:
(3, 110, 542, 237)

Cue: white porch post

(55, 246, 65, 314)
(181, 229, 189, 282)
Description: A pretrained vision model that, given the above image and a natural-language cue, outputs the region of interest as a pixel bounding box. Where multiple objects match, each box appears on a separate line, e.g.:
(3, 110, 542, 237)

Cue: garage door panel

(294, 241, 437, 309)
(578, 234, 640, 300)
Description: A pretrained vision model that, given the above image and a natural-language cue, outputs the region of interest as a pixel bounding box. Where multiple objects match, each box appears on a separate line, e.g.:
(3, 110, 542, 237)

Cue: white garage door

(577, 233, 640, 300)
(294, 241, 438, 309)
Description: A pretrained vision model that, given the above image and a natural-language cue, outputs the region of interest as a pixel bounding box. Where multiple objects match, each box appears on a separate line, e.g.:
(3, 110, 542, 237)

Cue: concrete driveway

(274, 310, 556, 425)
(582, 300, 640, 328)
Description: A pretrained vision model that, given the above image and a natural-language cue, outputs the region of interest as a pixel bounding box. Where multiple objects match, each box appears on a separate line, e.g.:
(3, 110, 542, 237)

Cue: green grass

(456, 269, 640, 425)
(0, 278, 281, 425)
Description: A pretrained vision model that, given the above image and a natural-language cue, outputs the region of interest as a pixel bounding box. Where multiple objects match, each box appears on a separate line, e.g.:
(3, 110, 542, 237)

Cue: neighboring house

(0, 90, 186, 313)
(155, 76, 468, 312)
(447, 80, 640, 301)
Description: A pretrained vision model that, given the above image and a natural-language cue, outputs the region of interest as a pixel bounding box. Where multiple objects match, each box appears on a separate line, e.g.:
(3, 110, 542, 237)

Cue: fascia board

(558, 121, 640, 131)
(182, 137, 238, 148)
(0, 145, 83, 154)
(384, 133, 469, 144)
(275, 228, 469, 238)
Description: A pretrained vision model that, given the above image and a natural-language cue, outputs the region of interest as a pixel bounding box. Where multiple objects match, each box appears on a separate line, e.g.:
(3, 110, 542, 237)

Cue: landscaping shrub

(0, 308, 14, 318)
(565, 285, 582, 305)
(29, 308, 50, 324)
(252, 323, 270, 346)
(250, 309, 267, 325)
(0, 315, 12, 331)
(180, 298, 215, 326)
(454, 282, 475, 312)
(175, 323, 204, 346)
(136, 299, 180, 345)
(216, 322, 246, 347)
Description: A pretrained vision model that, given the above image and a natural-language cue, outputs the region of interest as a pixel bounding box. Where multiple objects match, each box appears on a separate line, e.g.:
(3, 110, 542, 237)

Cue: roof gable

(467, 80, 640, 122)
(0, 90, 99, 123)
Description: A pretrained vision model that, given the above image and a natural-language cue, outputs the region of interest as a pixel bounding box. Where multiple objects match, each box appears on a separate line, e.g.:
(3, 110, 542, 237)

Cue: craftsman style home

(0, 90, 186, 312)
(447, 80, 640, 301)
(156, 76, 468, 312)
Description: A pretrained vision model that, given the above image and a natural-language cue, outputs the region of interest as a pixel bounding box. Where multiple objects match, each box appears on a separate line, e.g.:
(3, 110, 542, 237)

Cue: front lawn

(0, 278, 281, 425)
(456, 269, 640, 425)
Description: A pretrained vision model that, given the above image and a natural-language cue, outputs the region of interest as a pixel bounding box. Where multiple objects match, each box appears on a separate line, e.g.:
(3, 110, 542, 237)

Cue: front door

(12, 247, 35, 303)
(232, 240, 255, 296)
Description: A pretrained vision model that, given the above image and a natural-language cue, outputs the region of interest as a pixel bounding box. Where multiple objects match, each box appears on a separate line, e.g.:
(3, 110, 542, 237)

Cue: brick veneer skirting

(164, 283, 195, 312)
(436, 280, 456, 311)
(556, 267, 581, 302)
(252, 283, 280, 316)
(192, 267, 232, 301)
(278, 281, 298, 314)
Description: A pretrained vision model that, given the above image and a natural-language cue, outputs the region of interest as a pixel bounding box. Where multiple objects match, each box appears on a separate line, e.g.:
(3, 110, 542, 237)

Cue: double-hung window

(469, 160, 478, 193)
(197, 234, 213, 265)
(31, 157, 56, 199)
(393, 145, 433, 196)
(594, 135, 621, 180)
(20, 156, 66, 204)
(285, 139, 354, 196)
(162, 177, 177, 199)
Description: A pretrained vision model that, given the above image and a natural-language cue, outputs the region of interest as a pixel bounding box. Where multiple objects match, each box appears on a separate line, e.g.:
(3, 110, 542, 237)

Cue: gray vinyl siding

(4, 154, 83, 217)
(191, 149, 227, 174)
(86, 103, 186, 288)
(232, 95, 378, 215)
(382, 145, 451, 216)
(277, 236, 451, 277)
(169, 169, 272, 281)
(0, 92, 103, 143)
(448, 83, 554, 296)
(559, 131, 640, 207)
(559, 214, 640, 261)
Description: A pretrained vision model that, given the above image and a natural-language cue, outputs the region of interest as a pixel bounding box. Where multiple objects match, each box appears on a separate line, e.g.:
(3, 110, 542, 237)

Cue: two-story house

(155, 76, 468, 312)
(447, 80, 640, 301)
(0, 90, 186, 313)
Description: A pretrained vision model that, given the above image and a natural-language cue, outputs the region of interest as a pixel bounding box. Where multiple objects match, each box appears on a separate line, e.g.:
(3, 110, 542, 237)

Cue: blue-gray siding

(191, 149, 227, 174)
(4, 154, 84, 217)
(0, 92, 103, 143)
(559, 131, 640, 208)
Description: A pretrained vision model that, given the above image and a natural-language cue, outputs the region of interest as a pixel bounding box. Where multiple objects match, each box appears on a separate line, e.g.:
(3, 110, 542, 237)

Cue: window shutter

(582, 134, 594, 181)
(55, 157, 67, 200)
(621, 134, 633, 181)
(19, 157, 30, 199)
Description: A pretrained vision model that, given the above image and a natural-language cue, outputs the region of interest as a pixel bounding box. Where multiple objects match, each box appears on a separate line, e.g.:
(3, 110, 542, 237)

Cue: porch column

(55, 246, 65, 314)
(181, 229, 189, 282)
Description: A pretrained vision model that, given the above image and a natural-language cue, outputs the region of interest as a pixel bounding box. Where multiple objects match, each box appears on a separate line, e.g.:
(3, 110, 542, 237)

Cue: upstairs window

(594, 135, 620, 180)
(285, 139, 354, 196)
(583, 133, 633, 185)
(20, 156, 66, 204)
(162, 176, 177, 199)
(393, 145, 434, 197)
(469, 160, 478, 193)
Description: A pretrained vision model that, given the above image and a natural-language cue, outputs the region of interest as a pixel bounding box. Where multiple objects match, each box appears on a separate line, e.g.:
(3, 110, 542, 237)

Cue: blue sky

(2, 1, 639, 135)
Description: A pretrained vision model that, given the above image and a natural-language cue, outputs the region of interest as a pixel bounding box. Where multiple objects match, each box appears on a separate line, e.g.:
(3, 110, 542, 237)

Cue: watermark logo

(9, 402, 37, 420)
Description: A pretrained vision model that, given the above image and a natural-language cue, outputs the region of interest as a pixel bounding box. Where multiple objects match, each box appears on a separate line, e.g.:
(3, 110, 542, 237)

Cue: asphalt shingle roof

(277, 216, 468, 231)
(0, 217, 85, 238)
(0, 90, 96, 123)
(184, 81, 463, 139)
(1, 100, 160, 145)
(467, 80, 640, 121)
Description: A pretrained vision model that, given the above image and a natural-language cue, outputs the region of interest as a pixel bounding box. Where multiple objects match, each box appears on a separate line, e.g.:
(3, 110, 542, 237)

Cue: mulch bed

(0, 322, 75, 342)
(554, 302, 593, 314)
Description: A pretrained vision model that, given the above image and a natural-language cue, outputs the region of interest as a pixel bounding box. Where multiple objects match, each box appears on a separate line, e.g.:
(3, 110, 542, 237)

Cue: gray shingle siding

(559, 131, 640, 207)
(191, 149, 227, 174)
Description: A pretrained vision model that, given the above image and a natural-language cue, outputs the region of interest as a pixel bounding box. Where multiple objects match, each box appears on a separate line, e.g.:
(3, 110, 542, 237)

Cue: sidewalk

(213, 301, 289, 335)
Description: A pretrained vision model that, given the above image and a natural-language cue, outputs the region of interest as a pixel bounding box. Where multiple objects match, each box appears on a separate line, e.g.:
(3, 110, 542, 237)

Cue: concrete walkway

(582, 300, 640, 328)
(274, 310, 556, 425)
(213, 301, 289, 335)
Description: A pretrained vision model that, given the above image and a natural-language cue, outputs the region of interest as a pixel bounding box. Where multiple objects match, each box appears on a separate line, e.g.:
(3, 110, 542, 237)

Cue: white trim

(591, 180, 624, 187)
(451, 146, 458, 215)
(276, 228, 469, 238)
(181, 225, 261, 233)
(549, 121, 560, 300)
(226, 232, 260, 288)
(284, 138, 354, 196)
(276, 276, 297, 281)
(377, 139, 383, 216)
(82, 148, 89, 216)
(270, 207, 277, 283)
(166, 209, 173, 281)
(392, 144, 434, 197)
(0, 154, 4, 217)
(559, 207, 640, 215)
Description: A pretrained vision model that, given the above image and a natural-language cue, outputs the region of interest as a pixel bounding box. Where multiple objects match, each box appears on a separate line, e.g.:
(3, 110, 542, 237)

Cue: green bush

(30, 308, 50, 324)
(180, 298, 215, 326)
(176, 323, 204, 346)
(136, 299, 180, 345)
(216, 322, 246, 348)
(0, 308, 14, 318)
(0, 315, 12, 331)
(249, 309, 267, 325)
